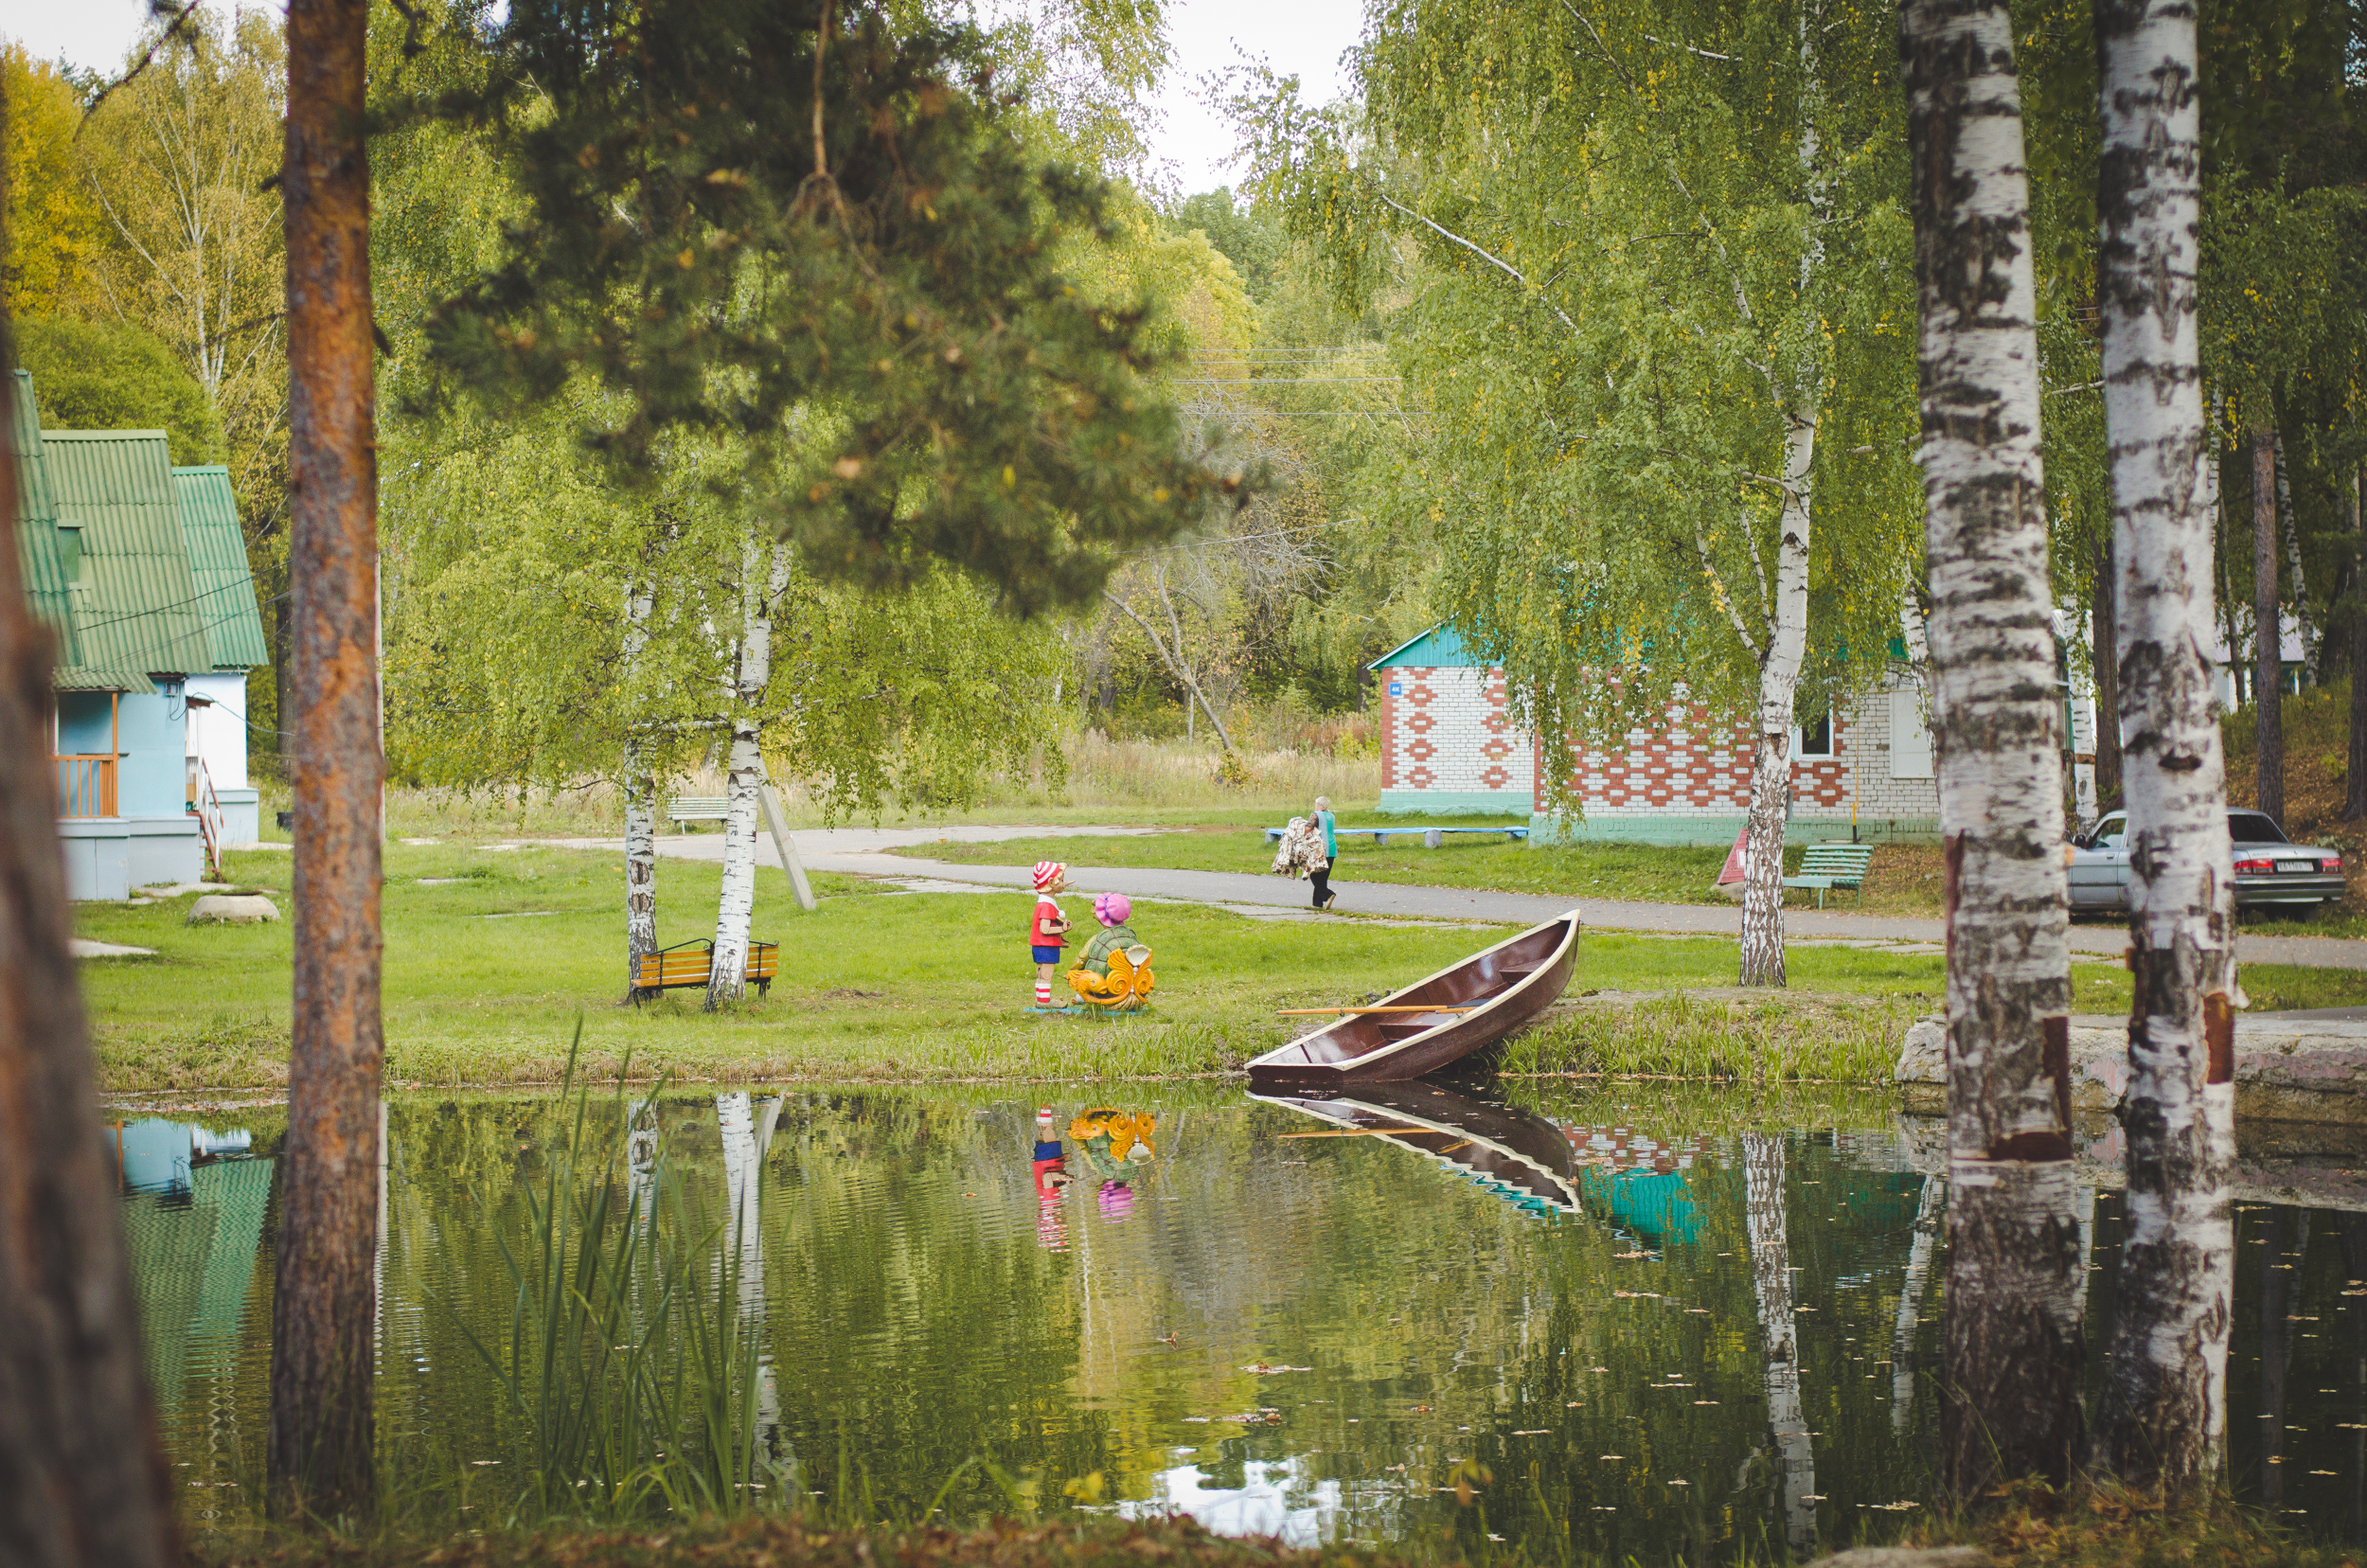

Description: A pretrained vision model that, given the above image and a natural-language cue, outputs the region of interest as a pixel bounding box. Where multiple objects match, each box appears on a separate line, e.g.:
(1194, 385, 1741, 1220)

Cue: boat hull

(1244, 911, 1579, 1087)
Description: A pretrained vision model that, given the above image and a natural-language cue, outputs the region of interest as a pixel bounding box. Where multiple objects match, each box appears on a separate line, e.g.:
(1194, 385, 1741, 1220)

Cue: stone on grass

(189, 893, 279, 925)
(1805, 1550, 1987, 1568)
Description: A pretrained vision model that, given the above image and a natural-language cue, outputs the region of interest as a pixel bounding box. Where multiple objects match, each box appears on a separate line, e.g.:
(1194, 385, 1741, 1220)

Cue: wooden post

(757, 782, 816, 912)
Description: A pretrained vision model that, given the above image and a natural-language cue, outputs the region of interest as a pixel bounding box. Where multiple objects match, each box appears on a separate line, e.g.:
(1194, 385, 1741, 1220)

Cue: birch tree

(622, 552, 661, 994)
(708, 542, 792, 1008)
(1899, 0, 2083, 1491)
(1241, 0, 1920, 988)
(2089, 0, 2238, 1490)
(1743, 1132, 1816, 1551)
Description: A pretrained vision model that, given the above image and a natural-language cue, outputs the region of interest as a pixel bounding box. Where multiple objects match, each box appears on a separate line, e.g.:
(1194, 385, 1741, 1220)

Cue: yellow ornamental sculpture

(1067, 892, 1156, 1012)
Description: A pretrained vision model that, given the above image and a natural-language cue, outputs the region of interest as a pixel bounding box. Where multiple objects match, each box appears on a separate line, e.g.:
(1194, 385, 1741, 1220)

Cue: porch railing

(57, 755, 118, 818)
(187, 756, 225, 876)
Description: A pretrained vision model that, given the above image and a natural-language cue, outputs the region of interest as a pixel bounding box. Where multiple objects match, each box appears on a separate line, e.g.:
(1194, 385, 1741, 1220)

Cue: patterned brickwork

(1380, 668, 1939, 826)
(1378, 666, 1535, 800)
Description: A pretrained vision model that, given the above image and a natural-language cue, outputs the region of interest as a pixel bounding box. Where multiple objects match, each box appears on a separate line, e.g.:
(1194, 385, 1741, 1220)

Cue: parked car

(2069, 809, 2344, 913)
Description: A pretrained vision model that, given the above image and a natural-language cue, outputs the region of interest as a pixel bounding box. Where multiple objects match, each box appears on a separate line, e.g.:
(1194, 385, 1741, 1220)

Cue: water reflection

(110, 1085, 2367, 1552)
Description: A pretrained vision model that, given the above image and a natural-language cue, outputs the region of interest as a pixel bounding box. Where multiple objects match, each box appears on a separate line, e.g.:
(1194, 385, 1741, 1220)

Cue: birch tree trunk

(2254, 423, 2285, 823)
(1739, 417, 1813, 989)
(622, 561, 658, 996)
(271, 0, 385, 1520)
(624, 747, 657, 993)
(2349, 467, 2367, 821)
(1743, 1132, 1816, 1551)
(2089, 0, 2238, 1489)
(1900, 0, 2083, 1492)
(0, 356, 176, 1568)
(707, 543, 789, 1008)
(1891, 1171, 1945, 1435)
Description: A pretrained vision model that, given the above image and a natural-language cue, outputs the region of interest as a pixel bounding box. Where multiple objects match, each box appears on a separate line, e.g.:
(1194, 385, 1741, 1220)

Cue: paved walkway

(530, 824, 2367, 973)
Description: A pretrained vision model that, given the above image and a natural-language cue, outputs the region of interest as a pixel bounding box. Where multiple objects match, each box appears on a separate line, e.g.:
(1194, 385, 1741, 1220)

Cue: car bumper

(2234, 874, 2344, 907)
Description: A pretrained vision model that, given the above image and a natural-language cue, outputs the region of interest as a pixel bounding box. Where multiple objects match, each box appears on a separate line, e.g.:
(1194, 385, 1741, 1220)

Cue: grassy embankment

(80, 833, 2367, 1093)
(66, 841, 2007, 1093)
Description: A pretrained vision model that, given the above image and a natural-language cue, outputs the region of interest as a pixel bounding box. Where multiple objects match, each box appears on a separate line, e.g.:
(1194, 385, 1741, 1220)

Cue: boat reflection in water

(1254, 1082, 1814, 1552)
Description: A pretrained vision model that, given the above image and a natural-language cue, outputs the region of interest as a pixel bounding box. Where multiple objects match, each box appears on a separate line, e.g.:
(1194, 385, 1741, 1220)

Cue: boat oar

(1277, 1127, 1431, 1139)
(1274, 1004, 1481, 1016)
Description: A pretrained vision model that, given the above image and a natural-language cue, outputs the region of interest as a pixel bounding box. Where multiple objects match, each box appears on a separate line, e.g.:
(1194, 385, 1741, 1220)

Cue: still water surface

(117, 1080, 2367, 1552)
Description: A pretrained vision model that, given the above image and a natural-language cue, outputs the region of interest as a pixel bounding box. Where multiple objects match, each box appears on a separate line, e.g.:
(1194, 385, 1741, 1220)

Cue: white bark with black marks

(1744, 1132, 1815, 1550)
(1739, 414, 1814, 989)
(2089, 0, 2237, 1491)
(1891, 1171, 1945, 1434)
(708, 543, 791, 1008)
(622, 558, 658, 996)
(2252, 425, 2285, 823)
(1900, 0, 2083, 1491)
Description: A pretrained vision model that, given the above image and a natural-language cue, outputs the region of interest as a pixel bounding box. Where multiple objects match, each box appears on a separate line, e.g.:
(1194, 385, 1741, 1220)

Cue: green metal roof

(44, 430, 212, 683)
(2, 370, 112, 685)
(1371, 623, 1486, 670)
(170, 466, 269, 670)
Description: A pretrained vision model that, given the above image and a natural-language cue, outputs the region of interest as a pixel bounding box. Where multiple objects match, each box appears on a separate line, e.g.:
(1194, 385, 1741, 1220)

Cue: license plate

(2275, 861, 2321, 874)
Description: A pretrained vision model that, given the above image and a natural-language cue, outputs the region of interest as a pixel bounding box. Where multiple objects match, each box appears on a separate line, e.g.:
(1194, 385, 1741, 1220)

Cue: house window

(1793, 708, 1834, 760)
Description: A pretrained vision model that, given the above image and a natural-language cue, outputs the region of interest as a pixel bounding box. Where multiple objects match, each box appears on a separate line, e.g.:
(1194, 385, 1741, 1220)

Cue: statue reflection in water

(1029, 1107, 1157, 1241)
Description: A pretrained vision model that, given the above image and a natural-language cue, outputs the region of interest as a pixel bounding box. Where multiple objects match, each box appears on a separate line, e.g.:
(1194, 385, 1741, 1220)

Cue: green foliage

(409, 0, 1239, 617)
(15, 317, 223, 465)
(1237, 0, 1922, 808)
(1168, 188, 1285, 300)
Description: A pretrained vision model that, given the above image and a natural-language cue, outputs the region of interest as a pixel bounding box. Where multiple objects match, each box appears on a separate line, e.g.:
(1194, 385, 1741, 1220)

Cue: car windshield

(2228, 811, 2289, 845)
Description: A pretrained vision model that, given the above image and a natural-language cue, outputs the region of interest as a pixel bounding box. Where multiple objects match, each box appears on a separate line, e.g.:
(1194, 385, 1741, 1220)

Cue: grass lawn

(75, 842, 2367, 1095)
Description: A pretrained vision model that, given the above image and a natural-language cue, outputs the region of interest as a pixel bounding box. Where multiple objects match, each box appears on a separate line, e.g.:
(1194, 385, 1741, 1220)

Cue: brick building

(1374, 624, 1942, 845)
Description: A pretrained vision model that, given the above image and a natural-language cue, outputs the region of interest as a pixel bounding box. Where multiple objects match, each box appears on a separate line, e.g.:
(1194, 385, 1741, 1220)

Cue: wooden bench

(1782, 842, 1875, 908)
(632, 937, 777, 1001)
(1262, 824, 1530, 847)
(667, 796, 730, 832)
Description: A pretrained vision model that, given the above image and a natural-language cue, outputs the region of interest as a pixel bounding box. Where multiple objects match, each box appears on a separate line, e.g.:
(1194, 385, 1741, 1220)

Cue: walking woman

(1309, 795, 1339, 909)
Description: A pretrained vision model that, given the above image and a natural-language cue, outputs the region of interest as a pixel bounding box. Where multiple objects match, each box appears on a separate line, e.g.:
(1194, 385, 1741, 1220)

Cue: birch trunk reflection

(1891, 1172, 1944, 1435)
(1744, 1132, 1815, 1551)
(716, 1093, 782, 1464)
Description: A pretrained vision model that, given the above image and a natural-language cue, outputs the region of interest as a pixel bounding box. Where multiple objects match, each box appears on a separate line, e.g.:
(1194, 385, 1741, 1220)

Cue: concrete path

(528, 824, 2367, 972)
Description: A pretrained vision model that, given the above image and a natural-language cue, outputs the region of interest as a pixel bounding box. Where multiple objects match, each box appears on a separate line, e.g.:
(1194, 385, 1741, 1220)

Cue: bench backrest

(668, 797, 730, 814)
(635, 938, 777, 987)
(1798, 844, 1874, 875)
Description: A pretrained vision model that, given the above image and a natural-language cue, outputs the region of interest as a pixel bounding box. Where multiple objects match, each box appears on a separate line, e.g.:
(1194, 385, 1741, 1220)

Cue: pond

(116, 1078, 2367, 1553)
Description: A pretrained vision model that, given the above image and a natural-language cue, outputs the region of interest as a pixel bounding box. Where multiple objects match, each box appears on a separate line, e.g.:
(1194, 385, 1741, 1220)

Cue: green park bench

(667, 796, 730, 831)
(1782, 842, 1876, 909)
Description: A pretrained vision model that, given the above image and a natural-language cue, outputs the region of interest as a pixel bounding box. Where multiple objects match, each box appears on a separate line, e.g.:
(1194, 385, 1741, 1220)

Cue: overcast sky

(0, 0, 1363, 194)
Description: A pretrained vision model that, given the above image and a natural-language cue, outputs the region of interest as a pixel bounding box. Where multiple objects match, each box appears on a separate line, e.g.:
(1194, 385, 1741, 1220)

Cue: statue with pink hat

(1066, 891, 1156, 1012)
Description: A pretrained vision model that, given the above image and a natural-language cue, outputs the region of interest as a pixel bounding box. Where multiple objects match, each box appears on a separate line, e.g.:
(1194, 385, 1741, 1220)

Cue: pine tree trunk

(2088, 0, 2238, 1489)
(2350, 466, 2367, 821)
(270, 0, 384, 1522)
(2093, 532, 2122, 810)
(1738, 413, 1813, 989)
(0, 363, 177, 1568)
(1743, 1132, 1816, 1551)
(2254, 423, 2285, 822)
(1900, 0, 2084, 1493)
(707, 544, 788, 1009)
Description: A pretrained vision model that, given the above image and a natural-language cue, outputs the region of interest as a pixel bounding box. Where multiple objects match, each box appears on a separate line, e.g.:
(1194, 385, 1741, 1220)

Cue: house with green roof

(7, 372, 269, 897)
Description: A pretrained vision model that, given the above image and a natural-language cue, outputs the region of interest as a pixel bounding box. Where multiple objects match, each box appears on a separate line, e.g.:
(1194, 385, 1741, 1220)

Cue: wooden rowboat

(1244, 910, 1580, 1087)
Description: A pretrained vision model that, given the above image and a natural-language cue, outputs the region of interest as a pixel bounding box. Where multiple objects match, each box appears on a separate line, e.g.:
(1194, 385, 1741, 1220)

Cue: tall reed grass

(442, 1042, 779, 1524)
(356, 729, 1382, 841)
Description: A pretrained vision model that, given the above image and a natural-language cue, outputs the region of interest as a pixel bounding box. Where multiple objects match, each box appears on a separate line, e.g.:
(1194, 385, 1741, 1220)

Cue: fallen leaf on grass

(1243, 1363, 1311, 1374)
(1612, 1252, 1649, 1260)
(1512, 1430, 1550, 1435)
